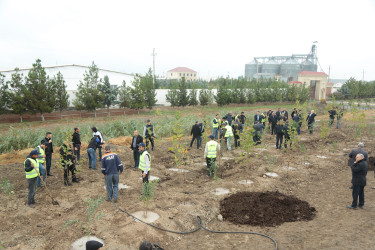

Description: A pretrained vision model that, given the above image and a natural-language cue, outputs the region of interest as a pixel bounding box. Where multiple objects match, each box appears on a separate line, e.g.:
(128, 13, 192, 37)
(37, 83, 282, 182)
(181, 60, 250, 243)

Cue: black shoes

(47, 173, 53, 176)
(72, 178, 80, 183)
(347, 206, 357, 209)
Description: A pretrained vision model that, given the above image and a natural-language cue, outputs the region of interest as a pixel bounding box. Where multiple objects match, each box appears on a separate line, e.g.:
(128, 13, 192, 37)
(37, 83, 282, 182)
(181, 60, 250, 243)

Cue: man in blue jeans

(87, 136, 99, 170)
(101, 146, 123, 202)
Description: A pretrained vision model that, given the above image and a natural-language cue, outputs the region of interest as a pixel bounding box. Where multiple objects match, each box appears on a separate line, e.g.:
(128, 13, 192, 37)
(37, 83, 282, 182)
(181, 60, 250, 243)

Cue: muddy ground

(1, 115, 375, 249)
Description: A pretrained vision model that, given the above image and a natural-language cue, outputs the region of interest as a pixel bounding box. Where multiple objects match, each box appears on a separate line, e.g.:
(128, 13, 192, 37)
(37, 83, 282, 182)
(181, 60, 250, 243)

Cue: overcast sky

(0, 0, 374, 80)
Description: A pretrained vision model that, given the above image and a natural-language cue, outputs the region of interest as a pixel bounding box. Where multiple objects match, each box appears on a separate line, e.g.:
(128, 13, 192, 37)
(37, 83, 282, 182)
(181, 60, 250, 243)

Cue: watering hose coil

(112, 201, 278, 250)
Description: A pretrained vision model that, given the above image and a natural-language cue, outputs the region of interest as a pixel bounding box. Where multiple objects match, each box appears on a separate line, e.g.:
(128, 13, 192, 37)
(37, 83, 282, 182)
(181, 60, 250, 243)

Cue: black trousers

(45, 154, 52, 174)
(284, 135, 291, 148)
(352, 185, 365, 207)
(234, 135, 240, 147)
(190, 136, 200, 149)
(271, 123, 276, 135)
(63, 164, 77, 183)
(73, 144, 81, 161)
(142, 171, 149, 183)
(206, 157, 216, 176)
(145, 136, 154, 150)
(276, 134, 283, 148)
(133, 149, 140, 168)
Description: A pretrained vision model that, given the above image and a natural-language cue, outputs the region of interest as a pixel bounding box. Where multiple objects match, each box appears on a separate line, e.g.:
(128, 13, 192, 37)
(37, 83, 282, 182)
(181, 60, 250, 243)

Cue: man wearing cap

(190, 121, 202, 149)
(35, 142, 48, 187)
(204, 135, 220, 177)
(101, 146, 123, 202)
(143, 120, 155, 151)
(130, 130, 143, 169)
(24, 149, 40, 208)
(86, 240, 103, 250)
(138, 142, 151, 183)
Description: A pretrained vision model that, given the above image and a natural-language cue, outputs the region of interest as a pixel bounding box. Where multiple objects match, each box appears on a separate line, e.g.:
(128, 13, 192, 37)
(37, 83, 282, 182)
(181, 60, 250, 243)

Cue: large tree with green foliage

(0, 73, 9, 114)
(24, 59, 56, 121)
(118, 80, 131, 114)
(8, 69, 28, 122)
(128, 74, 146, 114)
(54, 72, 69, 118)
(199, 89, 213, 106)
(177, 77, 189, 107)
(142, 68, 157, 110)
(100, 75, 118, 116)
(75, 62, 103, 117)
(188, 87, 198, 106)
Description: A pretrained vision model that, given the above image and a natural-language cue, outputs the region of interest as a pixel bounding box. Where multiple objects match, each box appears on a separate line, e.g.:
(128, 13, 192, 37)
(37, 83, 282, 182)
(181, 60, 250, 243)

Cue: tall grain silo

(261, 59, 280, 75)
(245, 60, 260, 79)
(301, 60, 315, 71)
(280, 58, 301, 82)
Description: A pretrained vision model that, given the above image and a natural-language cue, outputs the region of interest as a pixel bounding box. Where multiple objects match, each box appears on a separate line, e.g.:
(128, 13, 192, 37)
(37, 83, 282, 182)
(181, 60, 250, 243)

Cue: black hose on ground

(112, 202, 278, 250)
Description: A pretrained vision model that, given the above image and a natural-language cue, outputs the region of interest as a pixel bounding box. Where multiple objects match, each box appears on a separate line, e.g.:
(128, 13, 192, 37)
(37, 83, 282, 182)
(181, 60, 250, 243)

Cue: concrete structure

(166, 67, 197, 81)
(0, 64, 135, 105)
(297, 71, 328, 100)
(245, 44, 318, 82)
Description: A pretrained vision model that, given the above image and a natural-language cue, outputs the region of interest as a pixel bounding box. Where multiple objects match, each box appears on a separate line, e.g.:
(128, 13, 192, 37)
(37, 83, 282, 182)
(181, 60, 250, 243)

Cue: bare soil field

(1, 111, 375, 249)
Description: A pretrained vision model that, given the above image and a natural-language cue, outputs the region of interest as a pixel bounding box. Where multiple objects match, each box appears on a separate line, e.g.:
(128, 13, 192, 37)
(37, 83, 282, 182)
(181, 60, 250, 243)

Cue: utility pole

(151, 48, 157, 85)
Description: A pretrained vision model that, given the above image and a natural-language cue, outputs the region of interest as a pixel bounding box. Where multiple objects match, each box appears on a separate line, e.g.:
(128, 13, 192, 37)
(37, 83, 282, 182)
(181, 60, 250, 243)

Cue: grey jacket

(349, 148, 368, 166)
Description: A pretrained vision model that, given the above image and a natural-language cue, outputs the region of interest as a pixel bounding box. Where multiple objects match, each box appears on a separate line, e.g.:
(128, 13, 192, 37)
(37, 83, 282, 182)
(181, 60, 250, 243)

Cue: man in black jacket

(283, 120, 292, 149)
(143, 120, 155, 151)
(190, 121, 202, 149)
(72, 127, 81, 161)
(41, 132, 54, 176)
(348, 142, 368, 166)
(87, 136, 99, 170)
(130, 130, 143, 168)
(328, 107, 337, 128)
(225, 112, 233, 126)
(347, 153, 368, 209)
(306, 110, 317, 134)
(269, 112, 278, 135)
(275, 120, 284, 149)
(276, 108, 282, 121)
(254, 111, 261, 124)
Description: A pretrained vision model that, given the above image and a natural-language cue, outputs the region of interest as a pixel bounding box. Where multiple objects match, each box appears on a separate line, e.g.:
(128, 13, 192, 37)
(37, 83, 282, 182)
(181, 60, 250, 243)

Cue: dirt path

(1, 119, 375, 249)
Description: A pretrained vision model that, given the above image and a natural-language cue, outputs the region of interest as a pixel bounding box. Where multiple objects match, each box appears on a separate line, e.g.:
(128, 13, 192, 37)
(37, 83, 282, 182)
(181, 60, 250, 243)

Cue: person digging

(24, 149, 41, 208)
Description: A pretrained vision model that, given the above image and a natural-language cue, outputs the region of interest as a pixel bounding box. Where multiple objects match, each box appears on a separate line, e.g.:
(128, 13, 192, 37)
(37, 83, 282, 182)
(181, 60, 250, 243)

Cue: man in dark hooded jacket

(347, 153, 368, 209)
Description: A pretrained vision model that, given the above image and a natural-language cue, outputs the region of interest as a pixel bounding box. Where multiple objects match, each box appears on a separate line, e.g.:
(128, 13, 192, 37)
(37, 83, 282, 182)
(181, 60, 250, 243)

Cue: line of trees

(165, 77, 214, 107)
(0, 60, 158, 121)
(164, 77, 310, 106)
(332, 77, 375, 100)
(0, 59, 69, 122)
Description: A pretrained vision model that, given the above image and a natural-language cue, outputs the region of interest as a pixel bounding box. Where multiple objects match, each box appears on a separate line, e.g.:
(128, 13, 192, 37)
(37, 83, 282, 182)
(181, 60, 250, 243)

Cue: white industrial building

(0, 64, 135, 105)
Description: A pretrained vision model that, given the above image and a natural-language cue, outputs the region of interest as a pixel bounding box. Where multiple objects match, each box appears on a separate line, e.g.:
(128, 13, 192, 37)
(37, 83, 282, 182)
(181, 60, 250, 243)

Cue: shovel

(34, 165, 59, 205)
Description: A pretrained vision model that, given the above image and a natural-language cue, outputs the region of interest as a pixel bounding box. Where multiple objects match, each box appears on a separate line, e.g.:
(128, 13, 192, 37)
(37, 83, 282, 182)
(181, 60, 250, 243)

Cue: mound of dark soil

(220, 191, 316, 227)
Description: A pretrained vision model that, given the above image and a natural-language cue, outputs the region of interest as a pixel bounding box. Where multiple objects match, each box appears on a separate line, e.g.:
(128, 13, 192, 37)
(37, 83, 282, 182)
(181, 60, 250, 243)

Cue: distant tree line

(165, 77, 214, 107)
(332, 77, 375, 100)
(0, 59, 157, 122)
(164, 77, 310, 106)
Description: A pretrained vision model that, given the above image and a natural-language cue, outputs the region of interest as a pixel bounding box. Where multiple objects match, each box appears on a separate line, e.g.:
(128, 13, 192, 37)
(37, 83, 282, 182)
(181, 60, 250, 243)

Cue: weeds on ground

(299, 143, 307, 163)
(265, 153, 276, 172)
(140, 180, 159, 218)
(0, 178, 14, 199)
(329, 140, 338, 153)
(62, 195, 104, 236)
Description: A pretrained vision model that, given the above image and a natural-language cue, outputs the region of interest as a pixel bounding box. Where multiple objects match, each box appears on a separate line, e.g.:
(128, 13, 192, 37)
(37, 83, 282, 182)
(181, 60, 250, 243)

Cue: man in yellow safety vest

(35, 142, 48, 187)
(212, 114, 221, 140)
(222, 121, 234, 151)
(138, 142, 151, 183)
(24, 149, 40, 208)
(204, 135, 221, 177)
